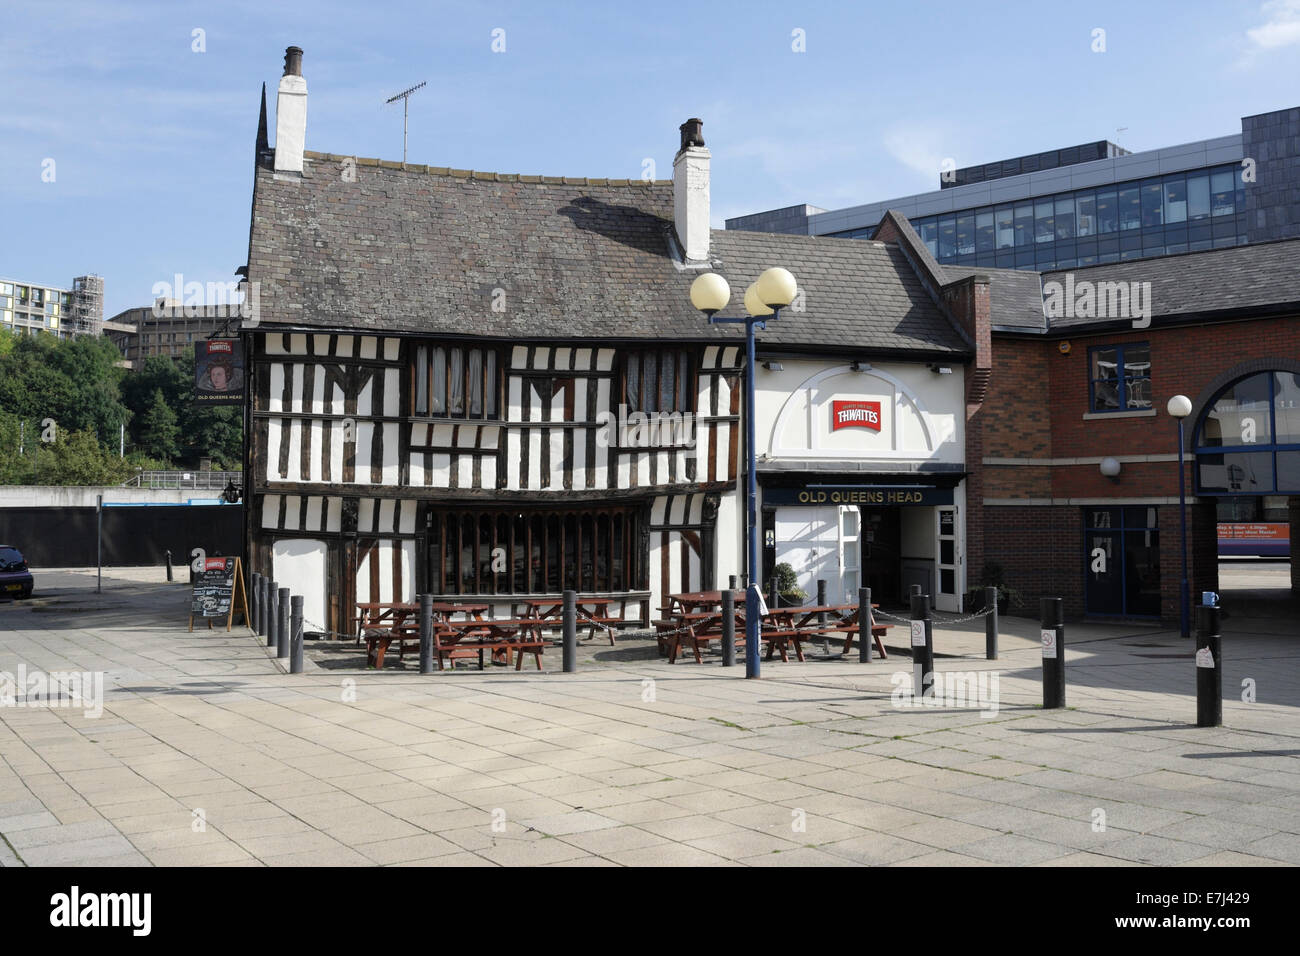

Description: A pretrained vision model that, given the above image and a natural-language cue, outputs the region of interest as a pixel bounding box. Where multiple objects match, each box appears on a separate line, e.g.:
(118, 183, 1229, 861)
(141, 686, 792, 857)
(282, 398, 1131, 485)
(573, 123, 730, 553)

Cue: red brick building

(876, 213, 1300, 623)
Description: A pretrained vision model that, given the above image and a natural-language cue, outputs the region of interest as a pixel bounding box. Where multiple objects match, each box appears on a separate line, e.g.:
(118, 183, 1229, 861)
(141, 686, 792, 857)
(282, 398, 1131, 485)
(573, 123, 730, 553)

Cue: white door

(837, 506, 861, 606)
(935, 507, 959, 612)
(774, 507, 838, 604)
(273, 538, 328, 636)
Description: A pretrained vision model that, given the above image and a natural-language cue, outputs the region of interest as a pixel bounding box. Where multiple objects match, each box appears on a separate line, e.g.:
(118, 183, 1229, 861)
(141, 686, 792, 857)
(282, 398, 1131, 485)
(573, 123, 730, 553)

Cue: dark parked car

(0, 546, 34, 599)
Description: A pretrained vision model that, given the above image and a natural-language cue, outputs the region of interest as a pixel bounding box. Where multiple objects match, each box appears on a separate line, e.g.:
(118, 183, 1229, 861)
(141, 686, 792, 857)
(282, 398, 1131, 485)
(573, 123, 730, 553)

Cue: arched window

(1194, 371, 1300, 494)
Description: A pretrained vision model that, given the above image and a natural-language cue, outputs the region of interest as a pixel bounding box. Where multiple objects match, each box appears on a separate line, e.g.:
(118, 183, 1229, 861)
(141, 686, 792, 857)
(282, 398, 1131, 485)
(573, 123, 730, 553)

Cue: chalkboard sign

(192, 557, 235, 617)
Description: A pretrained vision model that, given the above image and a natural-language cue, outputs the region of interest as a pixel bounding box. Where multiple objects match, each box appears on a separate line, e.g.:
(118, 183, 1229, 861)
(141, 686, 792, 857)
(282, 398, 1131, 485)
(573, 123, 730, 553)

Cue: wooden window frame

(411, 344, 504, 421)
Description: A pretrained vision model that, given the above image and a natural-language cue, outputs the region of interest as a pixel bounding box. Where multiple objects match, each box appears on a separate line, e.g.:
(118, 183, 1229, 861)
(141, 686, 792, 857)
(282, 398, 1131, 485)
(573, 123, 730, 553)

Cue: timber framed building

(242, 48, 981, 636)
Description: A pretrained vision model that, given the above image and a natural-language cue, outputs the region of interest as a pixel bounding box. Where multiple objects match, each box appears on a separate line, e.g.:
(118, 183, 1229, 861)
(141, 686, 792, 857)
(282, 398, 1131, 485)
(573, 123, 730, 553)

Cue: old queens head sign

(831, 400, 882, 432)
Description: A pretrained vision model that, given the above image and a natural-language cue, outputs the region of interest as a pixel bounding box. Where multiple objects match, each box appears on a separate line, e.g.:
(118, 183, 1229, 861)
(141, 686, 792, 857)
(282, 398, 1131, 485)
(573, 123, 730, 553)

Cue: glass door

(935, 507, 959, 612)
(838, 506, 860, 606)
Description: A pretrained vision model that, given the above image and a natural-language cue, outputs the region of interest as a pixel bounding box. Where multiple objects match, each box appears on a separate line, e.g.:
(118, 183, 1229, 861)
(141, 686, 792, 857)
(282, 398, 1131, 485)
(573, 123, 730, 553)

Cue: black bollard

(260, 576, 271, 638)
(251, 572, 262, 634)
(562, 589, 577, 673)
(985, 586, 999, 660)
(419, 594, 434, 675)
(1041, 597, 1065, 709)
(909, 592, 934, 702)
(165, 550, 173, 582)
(816, 579, 829, 654)
(290, 596, 304, 674)
(769, 577, 779, 611)
(267, 581, 279, 648)
(1195, 604, 1222, 728)
(277, 588, 290, 659)
(728, 574, 738, 590)
(858, 587, 873, 663)
(721, 588, 736, 667)
(910, 583, 922, 597)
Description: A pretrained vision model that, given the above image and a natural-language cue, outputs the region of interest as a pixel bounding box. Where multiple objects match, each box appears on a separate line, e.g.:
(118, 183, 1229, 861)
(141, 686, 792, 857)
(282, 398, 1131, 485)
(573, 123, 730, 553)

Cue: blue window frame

(1194, 371, 1300, 495)
(1088, 343, 1151, 413)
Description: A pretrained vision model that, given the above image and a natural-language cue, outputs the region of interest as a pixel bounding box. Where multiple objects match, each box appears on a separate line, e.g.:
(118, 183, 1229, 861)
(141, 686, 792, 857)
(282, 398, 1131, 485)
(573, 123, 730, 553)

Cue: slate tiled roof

(710, 231, 968, 355)
(1040, 239, 1300, 328)
(246, 152, 969, 356)
(942, 265, 1047, 331)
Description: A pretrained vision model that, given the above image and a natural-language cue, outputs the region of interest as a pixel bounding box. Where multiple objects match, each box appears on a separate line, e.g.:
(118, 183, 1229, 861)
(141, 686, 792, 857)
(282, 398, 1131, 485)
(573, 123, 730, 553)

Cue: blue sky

(3, 0, 1298, 317)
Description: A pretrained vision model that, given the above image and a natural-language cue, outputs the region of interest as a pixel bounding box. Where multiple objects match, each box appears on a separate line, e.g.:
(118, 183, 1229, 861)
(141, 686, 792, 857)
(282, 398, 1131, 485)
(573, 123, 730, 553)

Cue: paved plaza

(1, 568, 1297, 867)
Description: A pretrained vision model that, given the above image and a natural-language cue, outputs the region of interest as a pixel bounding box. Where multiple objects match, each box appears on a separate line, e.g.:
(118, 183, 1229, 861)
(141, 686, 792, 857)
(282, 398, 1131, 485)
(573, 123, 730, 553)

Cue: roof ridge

(301, 151, 670, 187)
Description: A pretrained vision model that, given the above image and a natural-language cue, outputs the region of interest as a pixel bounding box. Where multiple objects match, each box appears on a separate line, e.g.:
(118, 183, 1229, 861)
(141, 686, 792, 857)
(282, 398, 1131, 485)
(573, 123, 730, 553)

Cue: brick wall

(984, 505, 1082, 618)
(978, 314, 1300, 622)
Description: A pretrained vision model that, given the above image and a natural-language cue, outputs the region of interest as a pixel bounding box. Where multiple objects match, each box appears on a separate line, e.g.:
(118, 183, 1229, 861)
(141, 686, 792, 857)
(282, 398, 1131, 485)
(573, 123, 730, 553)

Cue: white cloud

(881, 124, 953, 186)
(1246, 0, 1300, 49)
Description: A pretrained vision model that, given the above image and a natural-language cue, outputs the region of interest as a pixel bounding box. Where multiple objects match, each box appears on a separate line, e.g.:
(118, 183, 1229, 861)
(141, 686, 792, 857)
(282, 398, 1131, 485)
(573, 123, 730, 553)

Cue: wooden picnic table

(521, 596, 623, 646)
(369, 617, 545, 671)
(354, 601, 489, 642)
(763, 603, 890, 661)
(664, 590, 745, 614)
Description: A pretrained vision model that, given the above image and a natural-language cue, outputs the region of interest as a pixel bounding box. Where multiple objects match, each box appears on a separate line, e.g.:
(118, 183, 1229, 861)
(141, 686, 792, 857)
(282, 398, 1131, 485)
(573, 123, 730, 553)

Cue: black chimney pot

(283, 46, 304, 77)
(679, 118, 705, 151)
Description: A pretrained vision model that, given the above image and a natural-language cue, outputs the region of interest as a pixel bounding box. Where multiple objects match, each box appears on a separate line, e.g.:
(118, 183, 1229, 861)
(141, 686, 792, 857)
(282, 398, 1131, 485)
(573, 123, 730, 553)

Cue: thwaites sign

(831, 400, 882, 432)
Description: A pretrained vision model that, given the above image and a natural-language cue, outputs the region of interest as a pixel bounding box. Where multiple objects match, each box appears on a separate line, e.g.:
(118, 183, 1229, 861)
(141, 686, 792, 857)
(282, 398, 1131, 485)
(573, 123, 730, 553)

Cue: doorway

(860, 508, 901, 605)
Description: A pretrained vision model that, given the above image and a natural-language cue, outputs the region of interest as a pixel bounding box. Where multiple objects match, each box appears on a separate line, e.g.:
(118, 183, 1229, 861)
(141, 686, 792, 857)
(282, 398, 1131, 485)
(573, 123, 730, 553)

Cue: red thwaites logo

(832, 400, 882, 432)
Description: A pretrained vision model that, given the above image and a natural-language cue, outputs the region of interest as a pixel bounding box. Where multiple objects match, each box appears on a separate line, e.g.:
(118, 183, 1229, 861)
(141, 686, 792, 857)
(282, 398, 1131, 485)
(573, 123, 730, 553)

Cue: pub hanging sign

(831, 400, 882, 432)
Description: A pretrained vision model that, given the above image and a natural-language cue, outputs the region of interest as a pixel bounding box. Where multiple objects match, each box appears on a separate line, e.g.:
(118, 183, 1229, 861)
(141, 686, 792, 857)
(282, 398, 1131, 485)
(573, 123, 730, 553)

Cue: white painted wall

(273, 538, 328, 634)
(0, 487, 238, 508)
(755, 359, 964, 464)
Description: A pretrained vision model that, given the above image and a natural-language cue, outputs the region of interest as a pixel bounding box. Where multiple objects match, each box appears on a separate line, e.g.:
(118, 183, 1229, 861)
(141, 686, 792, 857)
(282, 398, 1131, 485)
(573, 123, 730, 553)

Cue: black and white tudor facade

(243, 49, 977, 637)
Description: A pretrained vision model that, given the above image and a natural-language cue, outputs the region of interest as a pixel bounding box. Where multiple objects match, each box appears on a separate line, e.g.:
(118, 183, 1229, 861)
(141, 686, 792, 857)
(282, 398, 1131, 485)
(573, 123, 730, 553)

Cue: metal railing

(122, 470, 242, 491)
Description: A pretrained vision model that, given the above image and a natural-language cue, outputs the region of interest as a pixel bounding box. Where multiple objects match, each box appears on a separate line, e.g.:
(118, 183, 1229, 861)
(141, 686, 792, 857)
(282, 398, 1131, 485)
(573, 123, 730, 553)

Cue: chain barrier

(870, 606, 994, 626)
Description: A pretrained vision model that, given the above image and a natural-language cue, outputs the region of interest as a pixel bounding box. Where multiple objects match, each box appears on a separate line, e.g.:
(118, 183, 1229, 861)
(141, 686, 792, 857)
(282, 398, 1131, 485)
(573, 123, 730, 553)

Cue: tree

(139, 388, 180, 463)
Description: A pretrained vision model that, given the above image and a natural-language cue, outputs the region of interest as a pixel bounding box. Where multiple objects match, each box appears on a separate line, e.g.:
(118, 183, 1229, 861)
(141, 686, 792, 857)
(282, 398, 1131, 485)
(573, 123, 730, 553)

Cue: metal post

(910, 593, 934, 702)
(419, 593, 434, 675)
(1195, 603, 1222, 727)
(267, 581, 279, 648)
(251, 572, 262, 635)
(1178, 419, 1190, 638)
(910, 583, 922, 597)
(1041, 597, 1065, 709)
(728, 574, 738, 590)
(290, 596, 304, 674)
(96, 494, 103, 594)
(816, 578, 828, 653)
(984, 586, 999, 660)
(768, 578, 779, 610)
(745, 317, 763, 680)
(562, 589, 577, 673)
(277, 587, 290, 659)
(858, 587, 872, 663)
(721, 588, 736, 667)
(165, 550, 173, 582)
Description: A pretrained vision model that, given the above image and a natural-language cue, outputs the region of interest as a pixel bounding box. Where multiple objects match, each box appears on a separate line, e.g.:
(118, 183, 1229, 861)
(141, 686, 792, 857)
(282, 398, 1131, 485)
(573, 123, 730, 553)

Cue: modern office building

(0, 274, 104, 338)
(106, 303, 243, 369)
(728, 107, 1300, 272)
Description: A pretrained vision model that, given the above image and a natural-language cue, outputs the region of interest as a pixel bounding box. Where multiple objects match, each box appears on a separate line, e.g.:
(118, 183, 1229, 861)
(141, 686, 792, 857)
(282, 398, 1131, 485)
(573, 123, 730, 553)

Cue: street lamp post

(1168, 394, 1193, 638)
(690, 267, 798, 678)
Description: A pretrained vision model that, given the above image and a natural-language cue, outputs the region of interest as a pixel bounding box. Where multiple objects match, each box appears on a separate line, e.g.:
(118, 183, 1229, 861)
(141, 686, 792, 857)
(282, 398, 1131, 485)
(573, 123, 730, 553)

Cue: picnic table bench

(521, 596, 627, 646)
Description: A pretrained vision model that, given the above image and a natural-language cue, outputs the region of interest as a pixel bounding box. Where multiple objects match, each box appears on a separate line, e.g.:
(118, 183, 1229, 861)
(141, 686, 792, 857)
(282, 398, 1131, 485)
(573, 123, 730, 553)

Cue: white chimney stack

(673, 118, 710, 262)
(274, 46, 307, 173)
